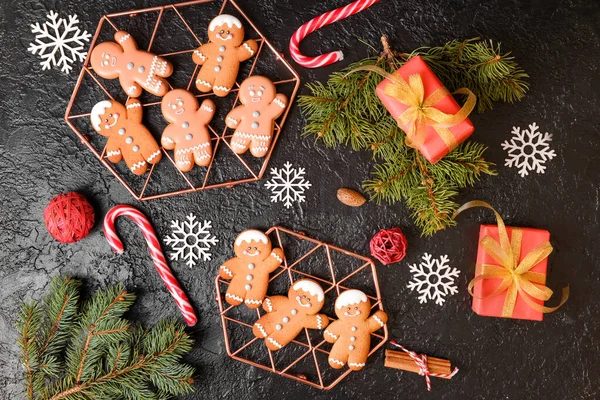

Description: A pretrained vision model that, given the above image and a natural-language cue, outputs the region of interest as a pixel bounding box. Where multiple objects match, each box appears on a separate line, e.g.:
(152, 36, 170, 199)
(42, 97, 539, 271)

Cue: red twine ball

(370, 228, 408, 265)
(43, 192, 95, 243)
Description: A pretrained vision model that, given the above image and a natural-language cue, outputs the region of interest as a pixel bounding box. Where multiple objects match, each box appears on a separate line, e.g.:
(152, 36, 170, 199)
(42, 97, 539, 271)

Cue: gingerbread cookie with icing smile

(90, 98, 162, 175)
(91, 31, 173, 97)
(192, 14, 258, 97)
(219, 230, 284, 308)
(226, 75, 287, 157)
(252, 279, 329, 351)
(324, 289, 387, 371)
(161, 89, 216, 171)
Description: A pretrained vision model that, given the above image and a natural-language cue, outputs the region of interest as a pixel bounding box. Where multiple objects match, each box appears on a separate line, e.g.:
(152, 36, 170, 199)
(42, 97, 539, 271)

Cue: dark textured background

(1, 0, 599, 398)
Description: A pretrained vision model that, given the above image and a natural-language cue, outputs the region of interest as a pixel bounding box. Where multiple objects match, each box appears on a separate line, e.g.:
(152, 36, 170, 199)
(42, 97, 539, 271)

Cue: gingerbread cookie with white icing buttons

(91, 31, 173, 97)
(90, 98, 162, 175)
(192, 14, 258, 97)
(218, 230, 284, 308)
(226, 75, 287, 157)
(252, 279, 329, 351)
(324, 289, 387, 371)
(161, 89, 216, 171)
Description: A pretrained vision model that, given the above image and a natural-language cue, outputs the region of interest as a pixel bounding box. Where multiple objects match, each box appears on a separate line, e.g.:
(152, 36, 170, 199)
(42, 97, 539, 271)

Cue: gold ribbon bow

(453, 201, 569, 318)
(350, 65, 476, 151)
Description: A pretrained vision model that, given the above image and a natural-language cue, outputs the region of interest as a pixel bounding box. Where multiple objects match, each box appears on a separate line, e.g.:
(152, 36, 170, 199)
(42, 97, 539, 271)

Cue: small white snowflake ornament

(502, 122, 556, 177)
(407, 253, 460, 306)
(28, 11, 91, 74)
(264, 161, 312, 208)
(164, 214, 218, 268)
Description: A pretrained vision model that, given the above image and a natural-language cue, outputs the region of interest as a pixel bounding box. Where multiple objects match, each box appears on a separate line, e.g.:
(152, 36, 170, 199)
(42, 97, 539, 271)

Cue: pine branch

(300, 36, 520, 235)
(16, 277, 196, 400)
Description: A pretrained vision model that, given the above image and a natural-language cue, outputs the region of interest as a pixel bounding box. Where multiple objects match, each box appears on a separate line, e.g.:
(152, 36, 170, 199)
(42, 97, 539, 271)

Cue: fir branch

(16, 277, 196, 400)
(300, 36, 519, 235)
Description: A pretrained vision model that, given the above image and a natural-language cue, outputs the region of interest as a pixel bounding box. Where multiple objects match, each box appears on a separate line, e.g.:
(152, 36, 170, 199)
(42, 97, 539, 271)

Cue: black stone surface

(1, 0, 599, 398)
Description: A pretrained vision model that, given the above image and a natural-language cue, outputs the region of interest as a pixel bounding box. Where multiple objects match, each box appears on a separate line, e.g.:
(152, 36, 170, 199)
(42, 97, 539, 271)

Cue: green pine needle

(299, 36, 525, 236)
(15, 277, 195, 400)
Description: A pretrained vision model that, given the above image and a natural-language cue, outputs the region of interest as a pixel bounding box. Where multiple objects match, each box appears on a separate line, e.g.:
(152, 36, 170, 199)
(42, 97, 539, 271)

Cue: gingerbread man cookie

(252, 279, 329, 351)
(192, 14, 258, 97)
(219, 230, 284, 308)
(90, 98, 162, 175)
(226, 76, 287, 157)
(161, 89, 216, 171)
(324, 290, 388, 371)
(91, 31, 173, 97)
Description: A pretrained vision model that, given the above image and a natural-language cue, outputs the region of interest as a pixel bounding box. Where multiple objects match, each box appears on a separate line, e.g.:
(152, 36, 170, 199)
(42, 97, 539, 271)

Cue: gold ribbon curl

(350, 65, 476, 151)
(453, 200, 569, 318)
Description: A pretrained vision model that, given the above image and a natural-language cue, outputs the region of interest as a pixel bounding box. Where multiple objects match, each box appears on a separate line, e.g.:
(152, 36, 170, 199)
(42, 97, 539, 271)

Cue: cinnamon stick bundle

(384, 349, 453, 378)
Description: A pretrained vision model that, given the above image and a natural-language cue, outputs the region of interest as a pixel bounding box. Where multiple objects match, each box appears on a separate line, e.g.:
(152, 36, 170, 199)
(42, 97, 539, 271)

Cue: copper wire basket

(215, 227, 388, 390)
(64, 0, 300, 201)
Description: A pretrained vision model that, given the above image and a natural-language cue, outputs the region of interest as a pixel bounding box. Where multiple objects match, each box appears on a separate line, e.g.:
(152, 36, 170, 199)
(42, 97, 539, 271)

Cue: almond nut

(337, 188, 367, 207)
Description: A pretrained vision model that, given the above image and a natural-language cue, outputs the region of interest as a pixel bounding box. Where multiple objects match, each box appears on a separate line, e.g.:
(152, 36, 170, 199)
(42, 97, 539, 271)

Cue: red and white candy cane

(289, 0, 380, 68)
(104, 205, 198, 327)
(389, 340, 459, 391)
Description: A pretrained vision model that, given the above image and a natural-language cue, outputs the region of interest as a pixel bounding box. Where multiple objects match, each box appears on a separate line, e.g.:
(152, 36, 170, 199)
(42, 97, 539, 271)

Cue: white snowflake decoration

(28, 11, 91, 74)
(501, 122, 556, 177)
(164, 214, 218, 268)
(407, 253, 460, 306)
(264, 161, 312, 208)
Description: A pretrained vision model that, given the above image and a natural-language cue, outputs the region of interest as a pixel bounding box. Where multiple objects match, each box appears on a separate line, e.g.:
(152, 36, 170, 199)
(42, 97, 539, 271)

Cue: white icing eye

(178, 101, 183, 106)
(354, 307, 358, 310)
(257, 90, 263, 96)
(226, 30, 230, 34)
(104, 54, 109, 59)
(220, 30, 224, 34)
(249, 90, 255, 96)
(172, 104, 177, 109)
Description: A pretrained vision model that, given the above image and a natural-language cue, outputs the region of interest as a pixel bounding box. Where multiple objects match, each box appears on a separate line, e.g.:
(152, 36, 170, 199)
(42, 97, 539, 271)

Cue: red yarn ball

(44, 192, 95, 243)
(370, 228, 408, 265)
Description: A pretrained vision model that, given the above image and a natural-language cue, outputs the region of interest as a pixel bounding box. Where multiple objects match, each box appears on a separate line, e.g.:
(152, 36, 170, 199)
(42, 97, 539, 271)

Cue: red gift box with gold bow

(374, 56, 476, 164)
(454, 201, 569, 321)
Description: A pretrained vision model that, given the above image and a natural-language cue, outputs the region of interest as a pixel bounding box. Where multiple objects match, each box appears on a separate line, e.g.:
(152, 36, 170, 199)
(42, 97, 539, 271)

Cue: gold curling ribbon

(350, 65, 476, 151)
(453, 200, 569, 318)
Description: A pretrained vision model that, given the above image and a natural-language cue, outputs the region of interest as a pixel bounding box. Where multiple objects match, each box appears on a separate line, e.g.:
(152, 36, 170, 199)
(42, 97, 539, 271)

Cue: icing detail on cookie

(232, 141, 246, 150)
(131, 160, 147, 172)
(118, 33, 131, 43)
(270, 251, 283, 263)
(126, 102, 141, 109)
(329, 358, 344, 366)
(227, 117, 239, 125)
(209, 14, 242, 31)
(213, 85, 231, 92)
(245, 298, 263, 306)
(163, 137, 174, 144)
(220, 265, 233, 277)
(243, 42, 255, 55)
(255, 323, 267, 337)
(226, 293, 244, 303)
(264, 298, 273, 312)
(194, 50, 206, 61)
(196, 79, 212, 88)
(273, 98, 286, 108)
(106, 150, 121, 157)
(177, 160, 191, 166)
(175, 142, 211, 155)
(236, 132, 271, 141)
(251, 146, 269, 154)
(293, 280, 324, 302)
(127, 85, 138, 95)
(349, 362, 366, 368)
(201, 104, 214, 112)
(316, 315, 323, 329)
(147, 149, 161, 162)
(267, 337, 283, 349)
(335, 289, 368, 309)
(235, 229, 269, 246)
(373, 314, 385, 327)
(324, 329, 338, 340)
(90, 100, 113, 131)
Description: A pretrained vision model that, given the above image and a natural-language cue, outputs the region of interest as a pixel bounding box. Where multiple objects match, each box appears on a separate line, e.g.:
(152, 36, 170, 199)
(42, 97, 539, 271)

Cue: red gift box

(375, 56, 475, 164)
(472, 224, 550, 321)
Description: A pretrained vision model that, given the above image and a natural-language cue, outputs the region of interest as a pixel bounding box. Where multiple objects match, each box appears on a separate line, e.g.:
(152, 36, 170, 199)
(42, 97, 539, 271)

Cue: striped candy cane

(104, 205, 198, 327)
(289, 0, 380, 68)
(389, 340, 459, 391)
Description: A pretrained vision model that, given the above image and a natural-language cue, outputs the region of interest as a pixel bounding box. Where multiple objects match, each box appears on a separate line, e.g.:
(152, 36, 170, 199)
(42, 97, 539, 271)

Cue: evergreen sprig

(299, 36, 528, 235)
(16, 277, 195, 400)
